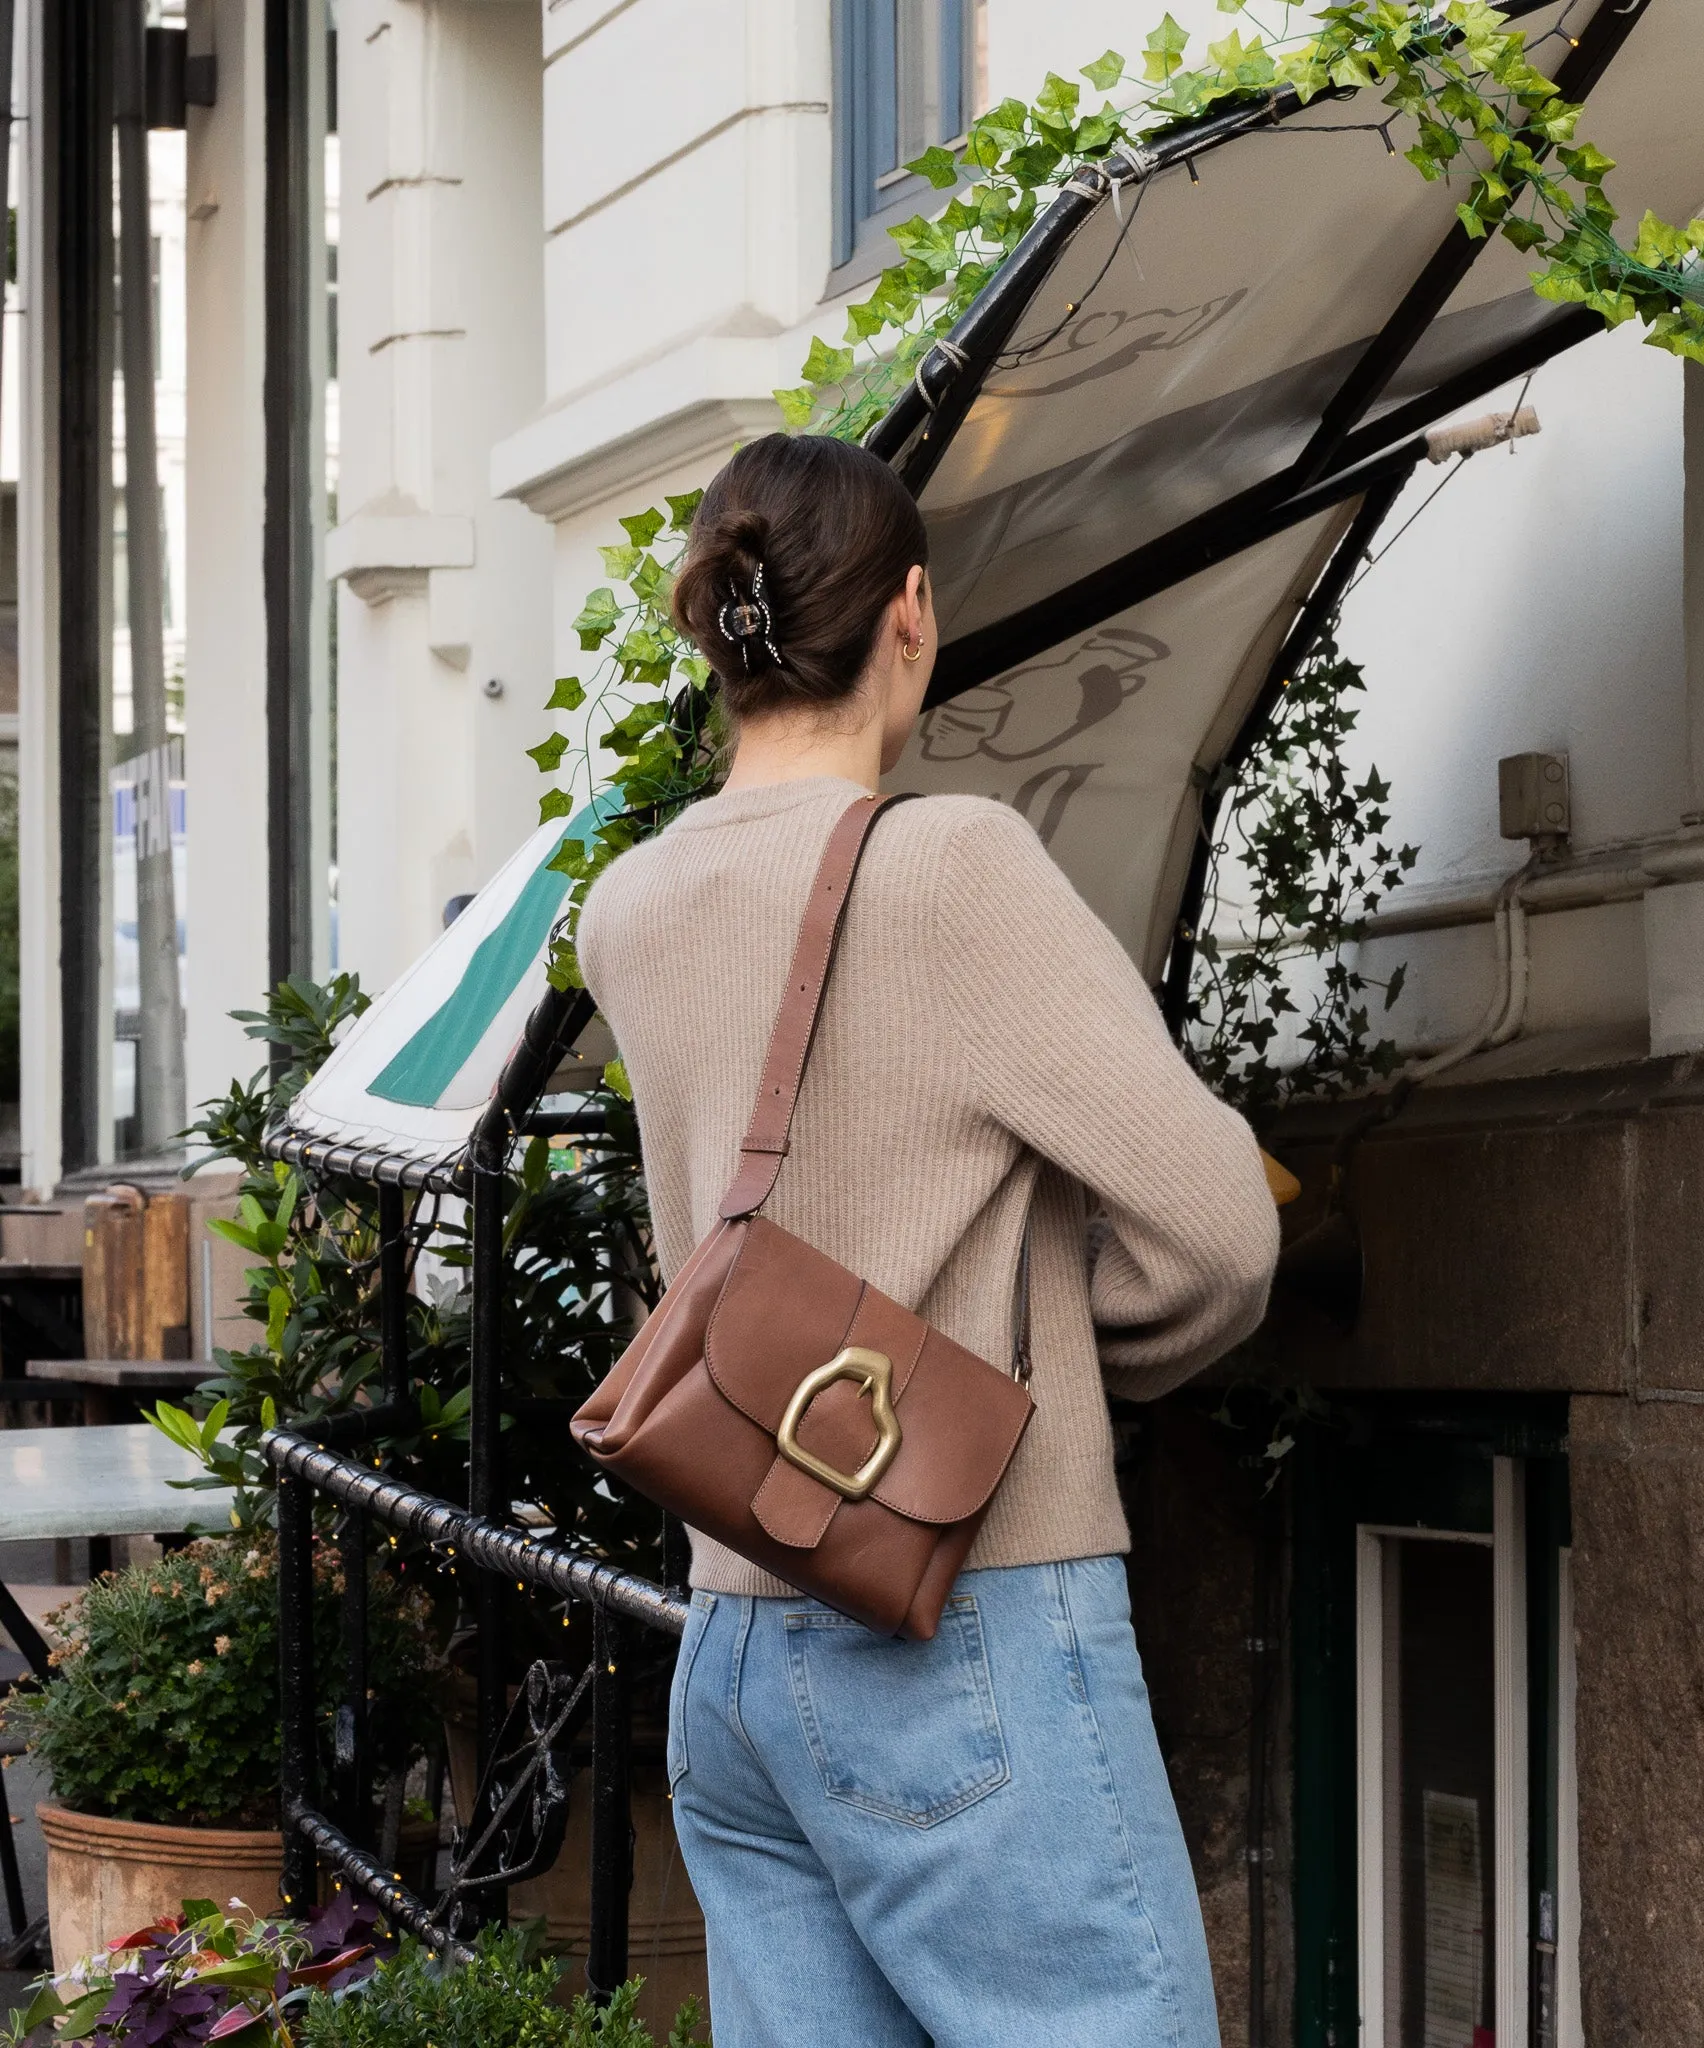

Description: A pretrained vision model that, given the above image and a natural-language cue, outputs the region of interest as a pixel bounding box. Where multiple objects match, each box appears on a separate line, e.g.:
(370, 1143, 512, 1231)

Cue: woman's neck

(720, 707, 884, 795)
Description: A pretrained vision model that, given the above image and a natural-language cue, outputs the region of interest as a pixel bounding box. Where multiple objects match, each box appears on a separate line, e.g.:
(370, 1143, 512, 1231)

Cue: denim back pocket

(666, 1592, 716, 1789)
(784, 1595, 1009, 1827)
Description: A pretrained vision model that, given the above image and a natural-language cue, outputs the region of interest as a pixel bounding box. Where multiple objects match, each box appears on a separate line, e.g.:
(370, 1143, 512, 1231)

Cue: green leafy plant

(0, 1534, 439, 1829)
(1184, 617, 1416, 1112)
(296, 1930, 709, 2048)
(168, 976, 664, 1576)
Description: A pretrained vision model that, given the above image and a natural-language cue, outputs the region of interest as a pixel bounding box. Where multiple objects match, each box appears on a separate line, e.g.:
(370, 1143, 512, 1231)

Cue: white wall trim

(490, 334, 788, 521)
(325, 511, 476, 603)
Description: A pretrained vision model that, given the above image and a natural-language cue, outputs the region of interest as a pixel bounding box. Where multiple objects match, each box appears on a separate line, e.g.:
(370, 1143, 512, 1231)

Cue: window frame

(828, 0, 976, 296)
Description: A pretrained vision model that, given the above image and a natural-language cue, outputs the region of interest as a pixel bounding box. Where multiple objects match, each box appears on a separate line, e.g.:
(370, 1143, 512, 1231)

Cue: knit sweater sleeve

(932, 802, 1278, 1397)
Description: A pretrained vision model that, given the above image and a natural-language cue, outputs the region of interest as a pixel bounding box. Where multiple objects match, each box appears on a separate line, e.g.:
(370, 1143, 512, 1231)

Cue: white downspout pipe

(1404, 855, 1539, 1083)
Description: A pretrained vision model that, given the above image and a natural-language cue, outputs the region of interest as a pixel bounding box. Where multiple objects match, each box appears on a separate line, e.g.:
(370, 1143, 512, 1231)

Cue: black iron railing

(262, 983, 689, 1996)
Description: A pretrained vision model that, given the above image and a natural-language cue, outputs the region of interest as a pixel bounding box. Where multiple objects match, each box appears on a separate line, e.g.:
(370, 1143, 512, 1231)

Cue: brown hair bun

(672, 433, 927, 720)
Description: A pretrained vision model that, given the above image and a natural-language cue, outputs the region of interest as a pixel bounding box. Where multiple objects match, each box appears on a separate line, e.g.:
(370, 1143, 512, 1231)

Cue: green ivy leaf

(773, 385, 815, 428)
(1074, 109, 1124, 153)
(1500, 215, 1548, 252)
(546, 674, 585, 711)
(1208, 28, 1274, 87)
(1456, 201, 1488, 240)
(572, 587, 621, 651)
(843, 297, 888, 342)
(631, 553, 675, 607)
(598, 542, 641, 581)
(666, 488, 704, 531)
(906, 143, 961, 190)
(1143, 13, 1191, 81)
(1080, 49, 1125, 91)
(537, 787, 575, 821)
(1005, 139, 1064, 189)
(802, 335, 856, 387)
(526, 732, 569, 773)
(1329, 49, 1379, 90)
(603, 1057, 632, 1102)
(972, 96, 1030, 152)
(619, 508, 665, 549)
(1035, 72, 1081, 123)
(1557, 141, 1615, 183)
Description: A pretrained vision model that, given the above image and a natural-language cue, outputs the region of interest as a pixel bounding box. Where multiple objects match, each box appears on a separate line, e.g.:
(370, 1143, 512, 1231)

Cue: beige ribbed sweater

(577, 776, 1279, 1596)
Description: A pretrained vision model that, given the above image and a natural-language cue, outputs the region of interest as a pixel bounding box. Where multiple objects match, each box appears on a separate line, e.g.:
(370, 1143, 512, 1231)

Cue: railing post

(587, 1605, 632, 2003)
(377, 1180, 408, 1408)
(334, 1506, 369, 1845)
(277, 1471, 318, 1912)
(469, 1158, 507, 1923)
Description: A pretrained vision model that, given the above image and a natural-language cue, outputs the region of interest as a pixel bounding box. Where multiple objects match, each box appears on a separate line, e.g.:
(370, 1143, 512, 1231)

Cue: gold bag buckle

(775, 1347, 900, 1501)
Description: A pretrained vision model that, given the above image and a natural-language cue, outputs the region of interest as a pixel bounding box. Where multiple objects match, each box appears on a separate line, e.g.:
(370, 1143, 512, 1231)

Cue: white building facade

(10, 4, 1704, 2037)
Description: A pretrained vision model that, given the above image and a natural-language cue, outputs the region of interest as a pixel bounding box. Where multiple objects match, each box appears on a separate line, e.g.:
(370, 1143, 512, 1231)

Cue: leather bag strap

(719, 792, 915, 1221)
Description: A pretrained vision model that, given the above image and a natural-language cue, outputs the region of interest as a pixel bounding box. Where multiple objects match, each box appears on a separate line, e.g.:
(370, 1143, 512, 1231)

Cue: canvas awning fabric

(884, 0, 1697, 977)
(286, 0, 1692, 1165)
(287, 805, 612, 1169)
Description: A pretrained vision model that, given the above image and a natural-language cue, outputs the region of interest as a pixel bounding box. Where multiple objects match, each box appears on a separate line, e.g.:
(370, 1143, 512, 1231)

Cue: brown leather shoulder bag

(571, 792, 1035, 1640)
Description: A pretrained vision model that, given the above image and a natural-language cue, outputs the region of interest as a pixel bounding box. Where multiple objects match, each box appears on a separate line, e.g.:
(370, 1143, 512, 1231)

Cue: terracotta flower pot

(37, 1803, 284, 1968)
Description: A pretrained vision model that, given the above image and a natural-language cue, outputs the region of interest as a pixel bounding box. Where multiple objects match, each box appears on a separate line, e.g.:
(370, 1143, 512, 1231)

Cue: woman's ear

(905, 564, 928, 645)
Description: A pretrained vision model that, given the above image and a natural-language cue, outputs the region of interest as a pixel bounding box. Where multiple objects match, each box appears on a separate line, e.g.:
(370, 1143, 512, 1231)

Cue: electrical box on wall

(1498, 752, 1571, 842)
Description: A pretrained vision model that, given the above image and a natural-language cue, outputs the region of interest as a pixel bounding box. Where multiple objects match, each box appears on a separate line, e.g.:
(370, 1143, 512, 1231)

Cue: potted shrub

(1, 1533, 440, 1965)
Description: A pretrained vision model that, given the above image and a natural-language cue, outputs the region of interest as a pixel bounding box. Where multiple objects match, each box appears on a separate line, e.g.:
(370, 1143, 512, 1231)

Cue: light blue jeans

(667, 1555, 1221, 2046)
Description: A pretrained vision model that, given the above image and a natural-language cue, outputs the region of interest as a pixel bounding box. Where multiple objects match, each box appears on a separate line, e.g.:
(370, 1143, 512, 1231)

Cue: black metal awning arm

(467, 986, 596, 1177)
(1288, 0, 1652, 488)
(261, 1427, 691, 1636)
(923, 296, 1600, 706)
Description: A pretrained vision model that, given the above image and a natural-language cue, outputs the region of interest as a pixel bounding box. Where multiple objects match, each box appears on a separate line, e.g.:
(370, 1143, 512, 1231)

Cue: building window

(832, 0, 979, 277)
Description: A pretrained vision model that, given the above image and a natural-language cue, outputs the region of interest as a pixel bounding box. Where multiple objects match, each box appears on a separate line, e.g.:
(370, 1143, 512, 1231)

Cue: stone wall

(1570, 1394, 1704, 2045)
(1123, 1401, 1288, 2045)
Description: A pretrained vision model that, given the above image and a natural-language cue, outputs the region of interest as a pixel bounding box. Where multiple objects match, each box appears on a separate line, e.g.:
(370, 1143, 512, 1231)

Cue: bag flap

(705, 1217, 1034, 1527)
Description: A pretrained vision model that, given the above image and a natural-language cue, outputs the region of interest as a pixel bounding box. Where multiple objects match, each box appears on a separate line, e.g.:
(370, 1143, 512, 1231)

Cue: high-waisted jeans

(667, 1555, 1221, 2047)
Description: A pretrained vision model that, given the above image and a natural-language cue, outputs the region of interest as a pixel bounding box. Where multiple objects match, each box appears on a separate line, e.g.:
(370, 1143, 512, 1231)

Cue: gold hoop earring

(902, 637, 924, 664)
